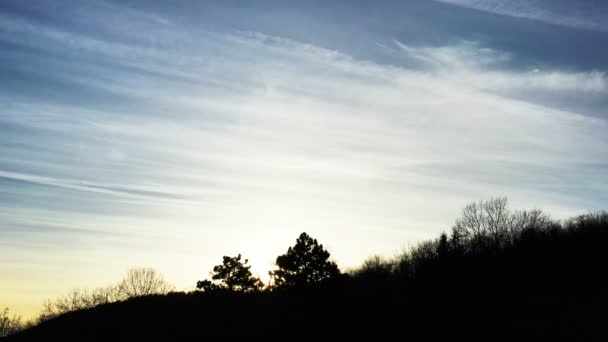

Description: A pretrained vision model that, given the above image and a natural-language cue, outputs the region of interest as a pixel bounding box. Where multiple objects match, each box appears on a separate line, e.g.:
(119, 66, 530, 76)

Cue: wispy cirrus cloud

(433, 0, 608, 32)
(389, 40, 608, 117)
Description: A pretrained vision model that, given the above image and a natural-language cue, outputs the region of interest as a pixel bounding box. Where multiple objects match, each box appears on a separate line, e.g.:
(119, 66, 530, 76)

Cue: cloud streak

(433, 0, 608, 32)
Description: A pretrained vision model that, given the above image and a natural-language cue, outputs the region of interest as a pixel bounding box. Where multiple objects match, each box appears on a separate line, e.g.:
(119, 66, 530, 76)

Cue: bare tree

(510, 209, 553, 238)
(0, 307, 23, 337)
(453, 197, 512, 246)
(351, 255, 395, 278)
(454, 200, 486, 240)
(36, 285, 121, 322)
(452, 197, 558, 249)
(410, 240, 438, 274)
(483, 196, 512, 243)
(54, 289, 88, 313)
(117, 268, 174, 299)
(87, 285, 122, 306)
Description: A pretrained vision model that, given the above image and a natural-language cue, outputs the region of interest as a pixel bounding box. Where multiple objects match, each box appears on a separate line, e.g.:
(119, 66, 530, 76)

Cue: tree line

(3, 196, 607, 337)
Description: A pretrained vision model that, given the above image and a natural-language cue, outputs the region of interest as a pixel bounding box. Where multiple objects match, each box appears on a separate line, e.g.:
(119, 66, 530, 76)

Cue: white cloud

(393, 40, 607, 94)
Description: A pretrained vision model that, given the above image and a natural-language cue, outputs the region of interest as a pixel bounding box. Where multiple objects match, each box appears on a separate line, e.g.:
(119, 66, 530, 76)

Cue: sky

(1, 0, 607, 318)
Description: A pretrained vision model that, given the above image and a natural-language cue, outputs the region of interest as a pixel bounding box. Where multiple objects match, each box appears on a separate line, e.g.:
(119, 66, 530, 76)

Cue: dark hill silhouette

(6, 200, 608, 339)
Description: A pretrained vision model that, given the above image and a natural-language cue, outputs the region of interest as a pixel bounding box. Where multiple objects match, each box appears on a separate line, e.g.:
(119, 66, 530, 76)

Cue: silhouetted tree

(453, 197, 512, 247)
(437, 232, 449, 259)
(452, 197, 558, 251)
(197, 254, 263, 292)
(351, 255, 394, 280)
(37, 269, 172, 323)
(0, 307, 23, 337)
(117, 268, 174, 298)
(37, 285, 123, 322)
(271, 232, 340, 288)
(396, 253, 413, 279)
(409, 240, 438, 277)
(564, 211, 608, 232)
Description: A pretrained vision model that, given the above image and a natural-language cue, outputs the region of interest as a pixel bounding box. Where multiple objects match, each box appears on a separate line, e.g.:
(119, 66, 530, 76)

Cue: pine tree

(197, 254, 263, 292)
(271, 232, 340, 288)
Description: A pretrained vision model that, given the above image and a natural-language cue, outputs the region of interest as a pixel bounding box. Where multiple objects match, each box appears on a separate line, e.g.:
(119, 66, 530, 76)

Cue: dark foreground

(7, 283, 606, 339)
(8, 212, 608, 339)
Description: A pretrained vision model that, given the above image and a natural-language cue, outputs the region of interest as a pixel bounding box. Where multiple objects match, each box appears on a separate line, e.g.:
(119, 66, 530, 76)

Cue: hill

(7, 206, 608, 339)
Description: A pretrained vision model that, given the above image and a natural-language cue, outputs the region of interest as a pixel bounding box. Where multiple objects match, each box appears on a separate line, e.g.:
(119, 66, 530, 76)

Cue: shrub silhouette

(36, 268, 173, 323)
(0, 307, 23, 337)
(197, 254, 263, 292)
(350, 255, 395, 281)
(38, 286, 121, 322)
(271, 232, 340, 288)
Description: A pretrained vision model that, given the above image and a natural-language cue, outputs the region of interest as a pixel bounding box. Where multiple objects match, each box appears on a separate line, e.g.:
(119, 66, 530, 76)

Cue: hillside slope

(8, 212, 608, 338)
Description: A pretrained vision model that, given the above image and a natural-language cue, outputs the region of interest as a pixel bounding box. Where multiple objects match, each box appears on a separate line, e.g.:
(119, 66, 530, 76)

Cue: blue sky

(1, 0, 608, 317)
